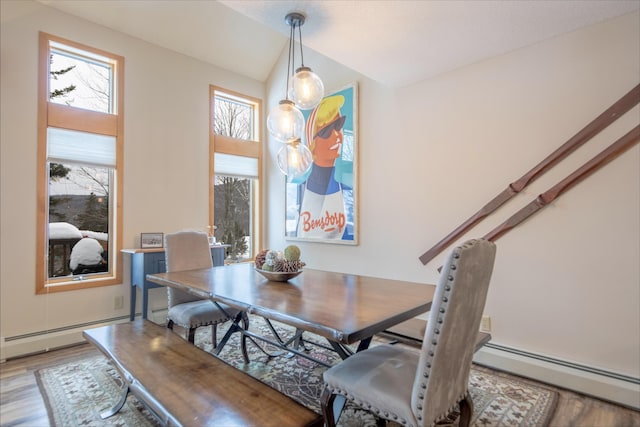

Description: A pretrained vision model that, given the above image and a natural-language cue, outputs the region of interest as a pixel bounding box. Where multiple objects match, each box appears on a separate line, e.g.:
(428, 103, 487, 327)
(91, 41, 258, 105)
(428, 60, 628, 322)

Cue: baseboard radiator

(0, 310, 172, 362)
(2, 316, 638, 410)
(474, 343, 640, 410)
(0, 315, 131, 362)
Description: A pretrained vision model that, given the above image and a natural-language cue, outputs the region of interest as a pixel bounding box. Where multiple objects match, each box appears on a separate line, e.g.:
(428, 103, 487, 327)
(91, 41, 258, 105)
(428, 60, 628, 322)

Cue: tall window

(210, 87, 262, 262)
(36, 33, 124, 293)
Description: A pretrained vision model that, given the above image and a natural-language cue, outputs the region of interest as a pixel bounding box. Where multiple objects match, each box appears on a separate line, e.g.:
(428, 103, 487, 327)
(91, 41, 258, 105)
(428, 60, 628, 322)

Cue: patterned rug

(36, 318, 558, 427)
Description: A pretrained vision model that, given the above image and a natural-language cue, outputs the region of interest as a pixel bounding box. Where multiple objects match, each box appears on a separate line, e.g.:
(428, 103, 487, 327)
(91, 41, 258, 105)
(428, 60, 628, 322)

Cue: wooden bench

(83, 320, 322, 427)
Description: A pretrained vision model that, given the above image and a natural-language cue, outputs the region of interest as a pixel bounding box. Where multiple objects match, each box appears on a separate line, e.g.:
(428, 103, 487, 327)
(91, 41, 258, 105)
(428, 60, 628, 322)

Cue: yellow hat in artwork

(305, 95, 345, 150)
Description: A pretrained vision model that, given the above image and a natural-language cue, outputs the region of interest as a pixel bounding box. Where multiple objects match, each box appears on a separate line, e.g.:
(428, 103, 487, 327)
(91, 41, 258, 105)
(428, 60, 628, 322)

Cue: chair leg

(321, 386, 341, 427)
(212, 324, 218, 349)
(187, 327, 196, 343)
(240, 312, 250, 364)
(458, 395, 474, 427)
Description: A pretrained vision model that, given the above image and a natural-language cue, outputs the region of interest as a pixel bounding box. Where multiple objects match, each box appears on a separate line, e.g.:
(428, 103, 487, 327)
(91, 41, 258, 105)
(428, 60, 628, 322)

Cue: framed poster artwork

(285, 82, 358, 245)
(140, 232, 163, 248)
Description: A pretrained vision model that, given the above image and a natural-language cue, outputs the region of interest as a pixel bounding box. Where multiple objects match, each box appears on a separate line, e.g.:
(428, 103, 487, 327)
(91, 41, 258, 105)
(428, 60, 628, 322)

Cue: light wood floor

(1, 342, 638, 427)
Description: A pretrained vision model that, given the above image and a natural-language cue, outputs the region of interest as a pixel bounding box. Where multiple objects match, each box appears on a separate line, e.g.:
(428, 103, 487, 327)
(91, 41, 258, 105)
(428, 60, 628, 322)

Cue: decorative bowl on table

(254, 245, 305, 282)
(255, 268, 303, 282)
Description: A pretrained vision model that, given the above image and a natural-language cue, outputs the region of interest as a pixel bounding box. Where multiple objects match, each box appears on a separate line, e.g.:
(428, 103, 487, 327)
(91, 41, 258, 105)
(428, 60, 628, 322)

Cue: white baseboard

(0, 316, 130, 362)
(474, 343, 640, 410)
(3, 316, 638, 412)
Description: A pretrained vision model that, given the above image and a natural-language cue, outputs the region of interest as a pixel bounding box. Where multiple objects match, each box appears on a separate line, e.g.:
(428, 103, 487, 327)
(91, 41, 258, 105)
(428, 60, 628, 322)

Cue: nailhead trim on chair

(325, 239, 487, 427)
(413, 240, 477, 426)
(323, 385, 412, 426)
(179, 318, 228, 329)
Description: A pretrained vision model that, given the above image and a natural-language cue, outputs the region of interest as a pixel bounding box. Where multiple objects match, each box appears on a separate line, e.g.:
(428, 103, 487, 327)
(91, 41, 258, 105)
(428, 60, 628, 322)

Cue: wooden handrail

(436, 125, 639, 272)
(420, 84, 640, 265)
(483, 125, 639, 242)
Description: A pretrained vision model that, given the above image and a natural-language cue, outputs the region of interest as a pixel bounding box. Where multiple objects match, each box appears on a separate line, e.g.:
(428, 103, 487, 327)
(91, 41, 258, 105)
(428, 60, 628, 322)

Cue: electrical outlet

(480, 316, 492, 332)
(114, 295, 124, 310)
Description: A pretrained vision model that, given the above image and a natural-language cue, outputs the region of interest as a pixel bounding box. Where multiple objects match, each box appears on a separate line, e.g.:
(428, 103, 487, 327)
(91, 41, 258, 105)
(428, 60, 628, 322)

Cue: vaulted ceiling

(37, 0, 639, 87)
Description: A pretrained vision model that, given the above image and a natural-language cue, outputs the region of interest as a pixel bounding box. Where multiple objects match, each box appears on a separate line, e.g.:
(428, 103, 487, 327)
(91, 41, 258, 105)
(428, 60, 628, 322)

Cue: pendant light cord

(285, 21, 295, 99)
(298, 24, 305, 67)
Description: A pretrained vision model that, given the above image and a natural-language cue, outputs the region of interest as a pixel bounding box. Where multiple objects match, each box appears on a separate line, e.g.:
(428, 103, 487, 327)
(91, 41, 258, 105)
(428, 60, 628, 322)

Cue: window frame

(36, 32, 124, 293)
(209, 86, 262, 262)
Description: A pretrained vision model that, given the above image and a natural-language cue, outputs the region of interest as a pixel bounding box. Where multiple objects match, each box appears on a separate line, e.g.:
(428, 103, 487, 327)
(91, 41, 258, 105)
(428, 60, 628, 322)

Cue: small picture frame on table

(141, 232, 163, 248)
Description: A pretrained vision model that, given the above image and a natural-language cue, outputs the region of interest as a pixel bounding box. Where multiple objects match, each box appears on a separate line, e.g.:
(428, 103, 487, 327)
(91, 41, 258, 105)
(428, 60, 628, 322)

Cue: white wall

(0, 1, 264, 357)
(1, 0, 638, 406)
(265, 11, 639, 387)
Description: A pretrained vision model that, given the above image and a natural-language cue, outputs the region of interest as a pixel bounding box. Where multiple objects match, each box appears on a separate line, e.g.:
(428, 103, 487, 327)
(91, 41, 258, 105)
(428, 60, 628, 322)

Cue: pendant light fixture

(286, 13, 324, 110)
(267, 12, 324, 179)
(276, 138, 313, 178)
(266, 99, 304, 143)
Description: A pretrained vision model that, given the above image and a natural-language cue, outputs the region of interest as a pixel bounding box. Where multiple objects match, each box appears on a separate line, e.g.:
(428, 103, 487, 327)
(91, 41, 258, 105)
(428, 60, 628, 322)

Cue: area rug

(35, 353, 161, 427)
(36, 318, 557, 427)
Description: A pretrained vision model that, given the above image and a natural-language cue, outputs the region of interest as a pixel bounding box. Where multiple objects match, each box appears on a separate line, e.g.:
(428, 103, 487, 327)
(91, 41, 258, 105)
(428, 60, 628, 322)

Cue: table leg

(328, 341, 352, 359)
(356, 336, 372, 352)
(292, 328, 311, 351)
(142, 285, 149, 320)
(328, 336, 373, 360)
(215, 312, 248, 363)
(100, 383, 129, 418)
(129, 284, 136, 321)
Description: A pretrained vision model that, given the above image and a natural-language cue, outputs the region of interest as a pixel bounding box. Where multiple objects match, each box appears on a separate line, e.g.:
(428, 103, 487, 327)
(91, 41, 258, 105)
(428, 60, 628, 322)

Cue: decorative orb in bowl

(255, 268, 302, 282)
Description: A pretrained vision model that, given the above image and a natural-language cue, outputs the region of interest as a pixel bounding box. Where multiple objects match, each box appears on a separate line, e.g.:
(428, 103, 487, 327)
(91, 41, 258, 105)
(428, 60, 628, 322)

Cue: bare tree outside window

(212, 92, 258, 262)
(214, 96, 253, 140)
(46, 44, 114, 278)
(38, 33, 124, 293)
(49, 48, 111, 113)
(215, 176, 249, 261)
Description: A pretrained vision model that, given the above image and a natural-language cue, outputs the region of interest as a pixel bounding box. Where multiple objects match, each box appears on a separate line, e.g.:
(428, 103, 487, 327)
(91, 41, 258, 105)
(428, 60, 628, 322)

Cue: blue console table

(122, 245, 229, 320)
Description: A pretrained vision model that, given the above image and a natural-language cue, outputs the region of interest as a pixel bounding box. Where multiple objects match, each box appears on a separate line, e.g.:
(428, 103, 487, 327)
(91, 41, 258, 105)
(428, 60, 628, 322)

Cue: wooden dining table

(147, 262, 436, 363)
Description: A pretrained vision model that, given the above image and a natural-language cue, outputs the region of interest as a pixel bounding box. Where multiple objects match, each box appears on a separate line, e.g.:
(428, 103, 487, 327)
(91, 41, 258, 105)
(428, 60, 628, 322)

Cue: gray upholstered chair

(321, 238, 497, 427)
(164, 230, 242, 345)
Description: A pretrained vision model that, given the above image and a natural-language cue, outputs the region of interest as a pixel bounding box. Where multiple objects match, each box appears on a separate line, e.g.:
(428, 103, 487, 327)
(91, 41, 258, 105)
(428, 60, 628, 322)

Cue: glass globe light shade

(288, 67, 324, 110)
(267, 99, 304, 142)
(277, 141, 313, 179)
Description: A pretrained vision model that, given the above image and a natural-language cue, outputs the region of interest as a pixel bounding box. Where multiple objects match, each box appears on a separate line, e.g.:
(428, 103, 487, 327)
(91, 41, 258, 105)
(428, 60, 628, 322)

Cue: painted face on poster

(285, 83, 358, 245)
